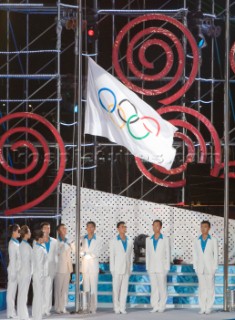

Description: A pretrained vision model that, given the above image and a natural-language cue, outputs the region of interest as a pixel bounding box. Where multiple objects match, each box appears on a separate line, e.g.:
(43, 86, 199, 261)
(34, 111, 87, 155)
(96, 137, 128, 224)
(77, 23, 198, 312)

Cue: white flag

(85, 58, 177, 170)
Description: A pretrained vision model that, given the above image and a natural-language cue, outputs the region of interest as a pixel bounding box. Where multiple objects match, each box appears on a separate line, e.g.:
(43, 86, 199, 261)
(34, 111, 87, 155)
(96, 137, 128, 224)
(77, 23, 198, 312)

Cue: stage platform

(0, 264, 234, 314)
(0, 290, 6, 311)
(0, 307, 235, 320)
(68, 264, 235, 309)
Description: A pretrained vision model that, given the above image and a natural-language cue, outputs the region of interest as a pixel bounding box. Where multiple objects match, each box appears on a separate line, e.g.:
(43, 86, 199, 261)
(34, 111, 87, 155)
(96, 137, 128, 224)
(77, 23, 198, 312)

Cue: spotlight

(87, 24, 98, 43)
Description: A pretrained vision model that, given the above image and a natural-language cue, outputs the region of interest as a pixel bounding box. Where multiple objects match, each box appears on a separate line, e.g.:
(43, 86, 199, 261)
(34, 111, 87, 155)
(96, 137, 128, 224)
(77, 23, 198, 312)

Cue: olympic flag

(84, 58, 177, 170)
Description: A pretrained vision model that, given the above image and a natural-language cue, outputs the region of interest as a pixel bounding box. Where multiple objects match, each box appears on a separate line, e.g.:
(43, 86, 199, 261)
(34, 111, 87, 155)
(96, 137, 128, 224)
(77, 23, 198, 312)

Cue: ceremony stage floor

(0, 308, 235, 320)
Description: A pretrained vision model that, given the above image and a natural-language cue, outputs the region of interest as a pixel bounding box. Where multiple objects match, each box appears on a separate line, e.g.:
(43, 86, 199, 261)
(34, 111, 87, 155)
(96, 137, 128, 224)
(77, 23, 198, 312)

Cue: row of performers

(6, 219, 218, 319)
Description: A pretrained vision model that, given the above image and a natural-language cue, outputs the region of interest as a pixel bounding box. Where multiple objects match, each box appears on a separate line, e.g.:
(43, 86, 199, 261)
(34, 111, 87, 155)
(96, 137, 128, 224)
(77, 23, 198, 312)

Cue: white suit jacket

(80, 234, 103, 274)
(109, 236, 133, 275)
(19, 240, 33, 277)
(46, 237, 58, 277)
(146, 234, 170, 274)
(56, 238, 74, 274)
(193, 235, 218, 274)
(32, 243, 48, 279)
(7, 239, 21, 280)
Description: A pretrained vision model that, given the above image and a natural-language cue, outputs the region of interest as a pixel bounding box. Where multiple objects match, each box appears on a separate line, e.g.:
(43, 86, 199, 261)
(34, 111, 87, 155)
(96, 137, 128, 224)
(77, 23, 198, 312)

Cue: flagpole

(223, 0, 230, 311)
(75, 0, 82, 312)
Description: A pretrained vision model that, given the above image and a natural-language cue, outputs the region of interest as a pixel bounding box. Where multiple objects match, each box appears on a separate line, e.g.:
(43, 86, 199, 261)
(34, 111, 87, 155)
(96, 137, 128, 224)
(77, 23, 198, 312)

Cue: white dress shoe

(205, 309, 212, 314)
(62, 309, 69, 314)
(158, 308, 165, 313)
(120, 310, 127, 314)
(198, 309, 205, 314)
(150, 308, 158, 313)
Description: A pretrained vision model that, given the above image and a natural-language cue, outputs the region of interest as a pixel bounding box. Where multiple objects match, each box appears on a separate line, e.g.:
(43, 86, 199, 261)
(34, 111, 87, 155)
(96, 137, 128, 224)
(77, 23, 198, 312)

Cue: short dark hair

(20, 225, 30, 238)
(34, 230, 44, 241)
(153, 219, 162, 227)
(201, 220, 211, 228)
(40, 222, 50, 229)
(56, 223, 65, 231)
(9, 224, 20, 235)
(117, 221, 125, 228)
(86, 221, 96, 228)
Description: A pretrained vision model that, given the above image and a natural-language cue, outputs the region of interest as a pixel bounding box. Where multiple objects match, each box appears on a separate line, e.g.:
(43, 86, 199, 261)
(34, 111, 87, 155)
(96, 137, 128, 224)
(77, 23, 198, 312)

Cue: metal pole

(75, 0, 82, 312)
(223, 0, 230, 311)
(25, 0, 29, 219)
(56, 0, 62, 224)
(210, 1, 215, 168)
(93, 0, 98, 190)
(6, 0, 10, 211)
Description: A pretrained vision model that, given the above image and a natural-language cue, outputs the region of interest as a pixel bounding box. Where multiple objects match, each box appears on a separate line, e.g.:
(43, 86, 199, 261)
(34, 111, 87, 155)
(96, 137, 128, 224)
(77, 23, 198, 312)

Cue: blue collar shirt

(11, 238, 19, 244)
(117, 235, 128, 252)
(45, 237, 51, 253)
(199, 234, 211, 252)
(151, 233, 163, 251)
(84, 234, 96, 248)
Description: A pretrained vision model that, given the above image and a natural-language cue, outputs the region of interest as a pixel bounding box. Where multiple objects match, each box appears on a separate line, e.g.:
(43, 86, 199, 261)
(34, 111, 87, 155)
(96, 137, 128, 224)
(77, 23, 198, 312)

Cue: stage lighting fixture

(87, 24, 98, 43)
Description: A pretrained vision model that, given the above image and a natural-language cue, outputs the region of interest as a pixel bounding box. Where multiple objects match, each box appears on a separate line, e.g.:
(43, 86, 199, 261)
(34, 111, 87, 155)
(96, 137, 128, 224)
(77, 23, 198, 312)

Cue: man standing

(40, 222, 58, 316)
(146, 219, 170, 313)
(193, 220, 218, 314)
(54, 223, 75, 314)
(80, 221, 103, 314)
(109, 221, 133, 314)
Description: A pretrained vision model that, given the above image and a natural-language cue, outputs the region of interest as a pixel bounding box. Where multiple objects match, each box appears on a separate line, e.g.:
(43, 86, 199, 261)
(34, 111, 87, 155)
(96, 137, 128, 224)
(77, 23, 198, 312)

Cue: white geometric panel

(62, 183, 235, 264)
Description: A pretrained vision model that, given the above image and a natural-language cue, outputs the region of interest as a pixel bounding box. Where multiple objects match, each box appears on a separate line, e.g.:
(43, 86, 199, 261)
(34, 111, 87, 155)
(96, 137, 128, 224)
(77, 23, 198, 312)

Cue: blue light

(198, 38, 205, 48)
(74, 105, 78, 113)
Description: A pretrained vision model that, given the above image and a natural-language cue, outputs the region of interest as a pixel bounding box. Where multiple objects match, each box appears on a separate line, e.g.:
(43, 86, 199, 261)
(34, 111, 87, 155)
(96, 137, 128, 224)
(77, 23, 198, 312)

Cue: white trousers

(43, 274, 54, 314)
(54, 273, 70, 313)
(112, 273, 129, 312)
(6, 275, 18, 318)
(149, 273, 167, 310)
(82, 272, 98, 312)
(17, 275, 31, 320)
(32, 276, 45, 320)
(197, 273, 215, 311)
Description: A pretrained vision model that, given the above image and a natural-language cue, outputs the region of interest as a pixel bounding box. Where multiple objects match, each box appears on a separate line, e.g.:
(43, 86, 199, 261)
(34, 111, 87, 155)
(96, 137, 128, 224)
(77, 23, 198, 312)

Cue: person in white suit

(193, 220, 218, 314)
(146, 219, 170, 313)
(109, 221, 133, 314)
(54, 223, 75, 314)
(40, 222, 58, 316)
(6, 224, 21, 319)
(32, 230, 48, 320)
(80, 221, 103, 314)
(17, 225, 33, 320)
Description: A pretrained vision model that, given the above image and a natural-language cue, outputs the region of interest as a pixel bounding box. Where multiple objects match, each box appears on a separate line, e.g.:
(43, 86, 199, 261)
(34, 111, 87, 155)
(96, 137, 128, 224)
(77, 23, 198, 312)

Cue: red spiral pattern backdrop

(0, 112, 66, 215)
(135, 106, 222, 188)
(230, 42, 235, 74)
(112, 14, 199, 105)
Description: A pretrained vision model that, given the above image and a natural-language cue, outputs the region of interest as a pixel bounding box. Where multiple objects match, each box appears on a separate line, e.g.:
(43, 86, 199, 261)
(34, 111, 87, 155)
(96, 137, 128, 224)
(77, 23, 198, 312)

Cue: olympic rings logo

(98, 87, 161, 140)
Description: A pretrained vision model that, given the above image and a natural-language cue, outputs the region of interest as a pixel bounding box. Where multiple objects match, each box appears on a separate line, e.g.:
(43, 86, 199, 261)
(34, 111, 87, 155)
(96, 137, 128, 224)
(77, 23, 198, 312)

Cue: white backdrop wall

(62, 183, 235, 264)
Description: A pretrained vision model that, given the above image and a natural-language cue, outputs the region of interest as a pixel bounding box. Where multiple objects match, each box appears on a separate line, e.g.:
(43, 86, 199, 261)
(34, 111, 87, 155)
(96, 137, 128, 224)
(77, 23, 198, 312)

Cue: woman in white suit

(54, 223, 75, 314)
(109, 221, 133, 314)
(193, 220, 218, 314)
(32, 230, 48, 320)
(146, 219, 170, 313)
(17, 225, 33, 320)
(6, 224, 21, 319)
(40, 222, 58, 316)
(80, 221, 103, 314)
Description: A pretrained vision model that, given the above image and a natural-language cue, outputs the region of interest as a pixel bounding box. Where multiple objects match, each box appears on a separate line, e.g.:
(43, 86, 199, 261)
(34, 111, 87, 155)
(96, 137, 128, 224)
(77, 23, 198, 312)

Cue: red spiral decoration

(220, 161, 235, 179)
(113, 14, 199, 105)
(230, 42, 235, 74)
(0, 112, 66, 215)
(135, 106, 222, 188)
